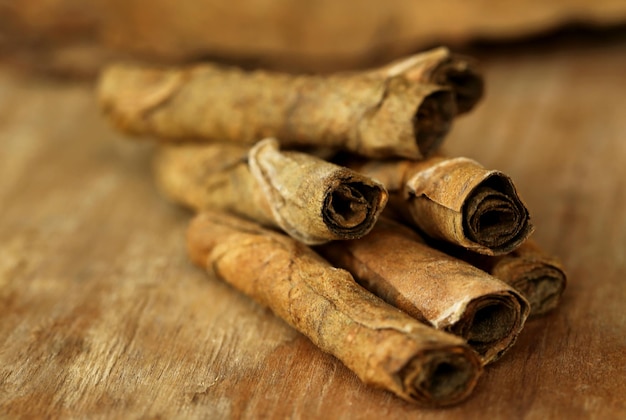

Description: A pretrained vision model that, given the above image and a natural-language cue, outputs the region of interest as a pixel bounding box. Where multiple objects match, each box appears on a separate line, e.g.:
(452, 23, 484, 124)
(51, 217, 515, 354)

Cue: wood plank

(0, 40, 625, 419)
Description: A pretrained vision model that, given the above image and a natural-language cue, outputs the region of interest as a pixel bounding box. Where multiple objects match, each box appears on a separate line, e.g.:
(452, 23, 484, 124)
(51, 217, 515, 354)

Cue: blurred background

(1, 0, 626, 76)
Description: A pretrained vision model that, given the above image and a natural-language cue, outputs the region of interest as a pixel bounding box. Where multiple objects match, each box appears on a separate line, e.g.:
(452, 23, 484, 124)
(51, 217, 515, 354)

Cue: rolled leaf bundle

(356, 156, 533, 255)
(318, 218, 530, 364)
(187, 211, 483, 406)
(98, 62, 456, 159)
(155, 139, 388, 244)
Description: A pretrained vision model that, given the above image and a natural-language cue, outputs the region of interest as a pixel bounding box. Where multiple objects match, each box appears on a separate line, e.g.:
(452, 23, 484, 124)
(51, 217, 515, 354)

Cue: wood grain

(1, 40, 625, 419)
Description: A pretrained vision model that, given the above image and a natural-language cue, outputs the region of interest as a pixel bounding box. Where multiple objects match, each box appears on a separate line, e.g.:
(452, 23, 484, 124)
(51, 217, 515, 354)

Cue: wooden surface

(1, 39, 625, 419)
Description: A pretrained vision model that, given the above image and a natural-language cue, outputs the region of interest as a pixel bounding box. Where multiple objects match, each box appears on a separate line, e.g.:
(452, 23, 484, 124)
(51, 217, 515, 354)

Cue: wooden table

(1, 39, 625, 419)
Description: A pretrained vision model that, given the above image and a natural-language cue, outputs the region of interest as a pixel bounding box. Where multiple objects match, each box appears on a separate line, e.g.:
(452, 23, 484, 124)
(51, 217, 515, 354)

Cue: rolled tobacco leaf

(356, 156, 533, 255)
(453, 240, 566, 317)
(187, 211, 483, 407)
(98, 61, 456, 158)
(154, 138, 388, 244)
(317, 218, 530, 364)
(368, 46, 484, 114)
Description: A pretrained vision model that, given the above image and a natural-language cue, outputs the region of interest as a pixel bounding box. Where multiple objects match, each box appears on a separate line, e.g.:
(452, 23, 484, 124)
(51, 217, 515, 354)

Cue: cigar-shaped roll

(98, 62, 456, 159)
(187, 211, 483, 406)
(357, 156, 533, 255)
(155, 139, 388, 244)
(369, 47, 484, 114)
(317, 219, 530, 364)
(456, 241, 566, 317)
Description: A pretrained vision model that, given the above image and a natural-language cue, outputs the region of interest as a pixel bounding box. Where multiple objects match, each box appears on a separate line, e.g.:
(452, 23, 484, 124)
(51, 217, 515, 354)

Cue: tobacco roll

(318, 219, 530, 364)
(369, 47, 483, 114)
(357, 156, 533, 255)
(457, 241, 567, 317)
(187, 211, 483, 406)
(98, 62, 456, 159)
(154, 139, 387, 244)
